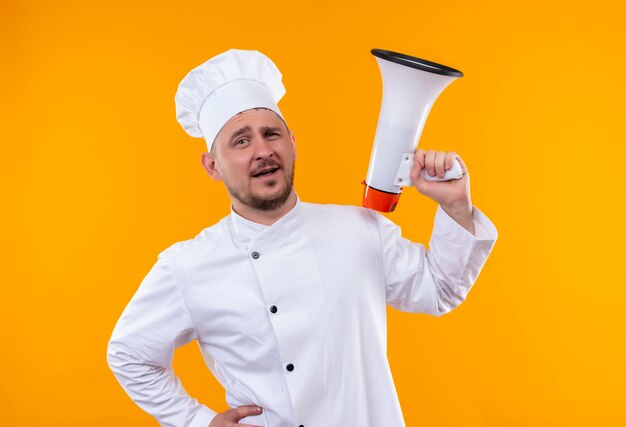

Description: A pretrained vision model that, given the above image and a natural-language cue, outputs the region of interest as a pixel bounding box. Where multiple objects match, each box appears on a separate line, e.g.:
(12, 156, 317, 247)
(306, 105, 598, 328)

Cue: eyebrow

(260, 126, 282, 134)
(228, 126, 282, 142)
(229, 126, 252, 142)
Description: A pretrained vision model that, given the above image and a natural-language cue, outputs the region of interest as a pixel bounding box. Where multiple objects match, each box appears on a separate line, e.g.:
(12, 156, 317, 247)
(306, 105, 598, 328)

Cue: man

(107, 49, 498, 427)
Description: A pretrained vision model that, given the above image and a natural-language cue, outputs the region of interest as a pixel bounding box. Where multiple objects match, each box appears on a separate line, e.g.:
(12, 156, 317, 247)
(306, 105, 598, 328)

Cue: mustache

(251, 158, 282, 176)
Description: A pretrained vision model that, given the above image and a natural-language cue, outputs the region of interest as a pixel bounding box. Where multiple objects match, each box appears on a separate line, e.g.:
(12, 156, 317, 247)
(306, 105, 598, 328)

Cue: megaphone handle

(394, 154, 464, 186)
(422, 157, 464, 182)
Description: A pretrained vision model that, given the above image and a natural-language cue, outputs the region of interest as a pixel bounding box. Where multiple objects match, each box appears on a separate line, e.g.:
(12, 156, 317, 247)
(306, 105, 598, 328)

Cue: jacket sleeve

(376, 204, 498, 316)
(107, 255, 217, 427)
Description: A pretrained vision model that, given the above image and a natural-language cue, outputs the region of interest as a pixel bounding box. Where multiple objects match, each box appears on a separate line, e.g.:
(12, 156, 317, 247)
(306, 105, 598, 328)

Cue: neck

(231, 191, 297, 226)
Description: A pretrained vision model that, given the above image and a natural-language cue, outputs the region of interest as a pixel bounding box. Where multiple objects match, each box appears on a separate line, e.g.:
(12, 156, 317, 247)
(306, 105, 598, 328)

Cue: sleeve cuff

(435, 204, 499, 242)
(189, 405, 218, 427)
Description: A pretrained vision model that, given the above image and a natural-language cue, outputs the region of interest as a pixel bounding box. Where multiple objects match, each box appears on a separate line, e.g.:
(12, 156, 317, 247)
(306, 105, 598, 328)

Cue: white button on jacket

(108, 199, 498, 426)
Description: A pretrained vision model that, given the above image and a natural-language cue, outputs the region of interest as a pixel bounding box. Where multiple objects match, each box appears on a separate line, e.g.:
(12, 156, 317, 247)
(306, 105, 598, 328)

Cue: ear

(290, 131, 297, 160)
(201, 152, 222, 181)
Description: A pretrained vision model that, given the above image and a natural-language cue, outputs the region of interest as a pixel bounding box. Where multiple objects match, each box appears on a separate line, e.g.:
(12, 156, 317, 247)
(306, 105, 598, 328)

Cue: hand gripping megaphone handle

(394, 153, 464, 187)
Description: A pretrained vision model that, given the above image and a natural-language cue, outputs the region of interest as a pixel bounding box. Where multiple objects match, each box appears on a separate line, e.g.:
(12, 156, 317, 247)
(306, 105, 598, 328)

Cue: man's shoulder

(157, 216, 231, 261)
(301, 201, 378, 219)
(299, 201, 382, 230)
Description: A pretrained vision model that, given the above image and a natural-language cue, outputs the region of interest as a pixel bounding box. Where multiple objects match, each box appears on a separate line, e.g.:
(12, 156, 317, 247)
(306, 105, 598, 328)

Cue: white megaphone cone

(363, 49, 464, 212)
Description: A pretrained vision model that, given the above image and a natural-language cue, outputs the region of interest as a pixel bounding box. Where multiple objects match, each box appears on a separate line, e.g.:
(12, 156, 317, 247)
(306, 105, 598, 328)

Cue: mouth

(252, 166, 280, 178)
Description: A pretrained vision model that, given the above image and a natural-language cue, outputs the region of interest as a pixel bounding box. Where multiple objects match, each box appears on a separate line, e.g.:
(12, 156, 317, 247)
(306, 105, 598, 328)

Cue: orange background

(2, 0, 625, 425)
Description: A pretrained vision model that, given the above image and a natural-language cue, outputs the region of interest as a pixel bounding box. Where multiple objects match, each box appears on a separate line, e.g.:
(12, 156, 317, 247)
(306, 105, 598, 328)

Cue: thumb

(413, 171, 447, 198)
(230, 405, 263, 422)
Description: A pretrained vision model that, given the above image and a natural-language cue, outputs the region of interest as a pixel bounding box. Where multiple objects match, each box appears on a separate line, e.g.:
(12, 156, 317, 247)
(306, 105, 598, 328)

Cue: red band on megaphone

(362, 182, 402, 213)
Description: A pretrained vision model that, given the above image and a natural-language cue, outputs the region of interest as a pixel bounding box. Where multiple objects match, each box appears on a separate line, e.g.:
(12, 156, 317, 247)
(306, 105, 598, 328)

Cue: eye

(234, 138, 248, 146)
(265, 131, 279, 138)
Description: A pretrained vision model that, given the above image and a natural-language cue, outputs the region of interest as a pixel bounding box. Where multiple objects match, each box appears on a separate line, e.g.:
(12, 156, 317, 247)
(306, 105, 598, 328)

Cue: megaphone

(362, 49, 464, 212)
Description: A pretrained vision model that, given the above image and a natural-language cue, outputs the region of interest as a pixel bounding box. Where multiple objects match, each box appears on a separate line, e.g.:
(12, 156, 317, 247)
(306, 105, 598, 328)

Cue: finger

(237, 424, 264, 427)
(414, 148, 426, 167)
(410, 152, 424, 183)
(444, 151, 458, 170)
(435, 151, 447, 178)
(424, 149, 436, 177)
(230, 405, 263, 422)
(454, 154, 468, 175)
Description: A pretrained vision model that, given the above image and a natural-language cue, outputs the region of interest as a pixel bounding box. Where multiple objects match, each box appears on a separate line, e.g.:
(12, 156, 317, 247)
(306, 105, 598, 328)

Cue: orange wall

(2, 0, 625, 425)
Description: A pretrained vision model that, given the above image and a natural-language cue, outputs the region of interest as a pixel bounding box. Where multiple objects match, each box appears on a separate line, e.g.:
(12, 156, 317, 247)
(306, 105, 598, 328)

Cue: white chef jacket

(107, 198, 498, 427)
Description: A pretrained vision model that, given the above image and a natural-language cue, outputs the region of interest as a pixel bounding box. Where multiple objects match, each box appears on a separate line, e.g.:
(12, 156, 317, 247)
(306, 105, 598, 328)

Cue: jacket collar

(228, 194, 302, 249)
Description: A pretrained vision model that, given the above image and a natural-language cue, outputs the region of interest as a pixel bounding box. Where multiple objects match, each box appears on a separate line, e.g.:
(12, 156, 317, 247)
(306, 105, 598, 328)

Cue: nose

(253, 136, 274, 161)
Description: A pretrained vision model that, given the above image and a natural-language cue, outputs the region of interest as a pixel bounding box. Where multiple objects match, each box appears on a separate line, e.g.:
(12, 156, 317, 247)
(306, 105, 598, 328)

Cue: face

(202, 108, 296, 212)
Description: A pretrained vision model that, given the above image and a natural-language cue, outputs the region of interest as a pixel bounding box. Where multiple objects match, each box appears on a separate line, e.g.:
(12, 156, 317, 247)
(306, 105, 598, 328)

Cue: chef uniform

(107, 49, 499, 427)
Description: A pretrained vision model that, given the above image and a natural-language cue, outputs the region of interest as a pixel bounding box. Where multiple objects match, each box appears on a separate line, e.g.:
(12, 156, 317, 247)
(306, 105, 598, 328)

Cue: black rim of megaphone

(371, 49, 463, 77)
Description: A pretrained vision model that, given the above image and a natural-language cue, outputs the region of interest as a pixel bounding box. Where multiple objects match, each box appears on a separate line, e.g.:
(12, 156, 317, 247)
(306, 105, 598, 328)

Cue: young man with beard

(108, 49, 498, 427)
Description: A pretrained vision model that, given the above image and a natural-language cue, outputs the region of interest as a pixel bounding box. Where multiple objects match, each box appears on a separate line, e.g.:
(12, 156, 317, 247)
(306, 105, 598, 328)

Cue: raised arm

(381, 148, 498, 315)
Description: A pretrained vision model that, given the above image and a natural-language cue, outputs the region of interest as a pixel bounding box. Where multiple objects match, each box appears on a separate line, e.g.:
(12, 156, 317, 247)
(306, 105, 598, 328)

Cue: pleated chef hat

(175, 49, 286, 152)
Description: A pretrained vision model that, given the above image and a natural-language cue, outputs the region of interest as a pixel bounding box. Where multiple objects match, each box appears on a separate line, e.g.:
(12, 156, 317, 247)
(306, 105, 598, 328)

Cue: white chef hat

(175, 49, 286, 152)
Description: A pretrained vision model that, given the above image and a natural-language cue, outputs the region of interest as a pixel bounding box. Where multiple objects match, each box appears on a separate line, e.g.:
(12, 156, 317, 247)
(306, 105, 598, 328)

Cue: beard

(226, 161, 295, 212)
